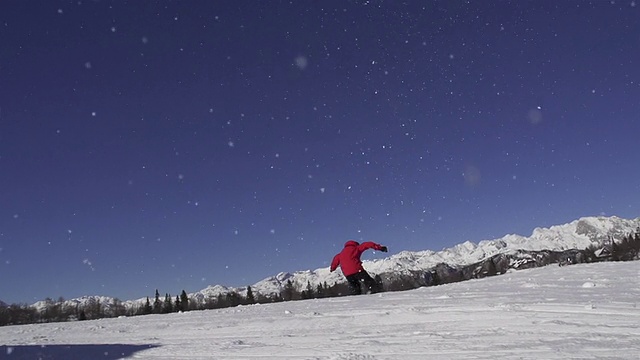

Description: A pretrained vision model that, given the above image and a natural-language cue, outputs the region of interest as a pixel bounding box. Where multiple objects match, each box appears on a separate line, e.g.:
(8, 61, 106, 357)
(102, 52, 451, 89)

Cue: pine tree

(163, 293, 173, 313)
(282, 279, 294, 301)
(153, 290, 162, 314)
(246, 286, 255, 304)
(180, 290, 189, 311)
(305, 281, 314, 299)
(175, 295, 181, 312)
(226, 291, 241, 307)
(143, 297, 152, 315)
(136, 296, 153, 315)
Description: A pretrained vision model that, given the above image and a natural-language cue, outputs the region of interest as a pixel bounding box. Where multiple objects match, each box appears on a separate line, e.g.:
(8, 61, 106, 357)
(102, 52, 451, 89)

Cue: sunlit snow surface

(1, 261, 639, 359)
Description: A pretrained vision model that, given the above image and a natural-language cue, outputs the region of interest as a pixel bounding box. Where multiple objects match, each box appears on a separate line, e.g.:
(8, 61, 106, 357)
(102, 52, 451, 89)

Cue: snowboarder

(330, 240, 388, 295)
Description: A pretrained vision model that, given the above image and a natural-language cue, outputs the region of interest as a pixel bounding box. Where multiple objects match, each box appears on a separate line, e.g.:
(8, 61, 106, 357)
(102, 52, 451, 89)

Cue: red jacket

(330, 240, 384, 277)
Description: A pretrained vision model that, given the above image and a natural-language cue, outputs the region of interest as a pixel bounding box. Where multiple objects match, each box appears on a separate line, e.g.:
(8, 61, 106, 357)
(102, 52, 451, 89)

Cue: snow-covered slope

(3, 261, 639, 359)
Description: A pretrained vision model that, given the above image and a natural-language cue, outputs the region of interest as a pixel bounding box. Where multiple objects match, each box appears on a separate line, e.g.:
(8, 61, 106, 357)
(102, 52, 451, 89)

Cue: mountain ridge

(28, 215, 640, 310)
(194, 215, 640, 301)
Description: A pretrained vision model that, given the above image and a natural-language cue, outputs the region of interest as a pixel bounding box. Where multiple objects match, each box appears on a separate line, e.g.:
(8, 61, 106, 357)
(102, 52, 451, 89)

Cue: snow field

(1, 261, 638, 359)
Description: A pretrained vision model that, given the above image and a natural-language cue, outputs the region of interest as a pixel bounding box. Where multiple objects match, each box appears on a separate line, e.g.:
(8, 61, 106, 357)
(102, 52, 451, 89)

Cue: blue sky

(1, 1, 639, 304)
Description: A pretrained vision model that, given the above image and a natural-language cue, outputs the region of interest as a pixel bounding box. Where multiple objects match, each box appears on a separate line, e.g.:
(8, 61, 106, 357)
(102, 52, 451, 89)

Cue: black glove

(379, 246, 388, 252)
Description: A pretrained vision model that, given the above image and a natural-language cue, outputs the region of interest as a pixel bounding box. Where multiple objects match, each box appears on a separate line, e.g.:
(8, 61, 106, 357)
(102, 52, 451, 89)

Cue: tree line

(0, 277, 374, 326)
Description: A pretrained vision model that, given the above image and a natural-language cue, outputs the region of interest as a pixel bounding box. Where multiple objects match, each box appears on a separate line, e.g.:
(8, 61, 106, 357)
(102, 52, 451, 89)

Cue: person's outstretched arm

(358, 241, 388, 253)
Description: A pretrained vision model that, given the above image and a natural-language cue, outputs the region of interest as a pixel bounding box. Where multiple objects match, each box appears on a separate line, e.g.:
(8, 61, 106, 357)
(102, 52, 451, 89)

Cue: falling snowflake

(83, 259, 95, 271)
(527, 108, 542, 124)
(294, 55, 308, 70)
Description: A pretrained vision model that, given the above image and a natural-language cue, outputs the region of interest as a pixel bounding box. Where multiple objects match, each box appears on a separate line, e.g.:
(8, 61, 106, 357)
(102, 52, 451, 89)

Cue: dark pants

(346, 270, 377, 295)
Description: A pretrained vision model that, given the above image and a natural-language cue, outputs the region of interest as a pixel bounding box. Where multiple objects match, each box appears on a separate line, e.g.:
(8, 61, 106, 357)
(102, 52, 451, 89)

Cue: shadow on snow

(0, 344, 159, 359)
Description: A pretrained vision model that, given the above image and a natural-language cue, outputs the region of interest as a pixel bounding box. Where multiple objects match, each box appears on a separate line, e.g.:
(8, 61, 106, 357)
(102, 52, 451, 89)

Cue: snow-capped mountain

(189, 285, 234, 304)
(42, 215, 640, 309)
(199, 215, 640, 298)
(32, 295, 122, 313)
